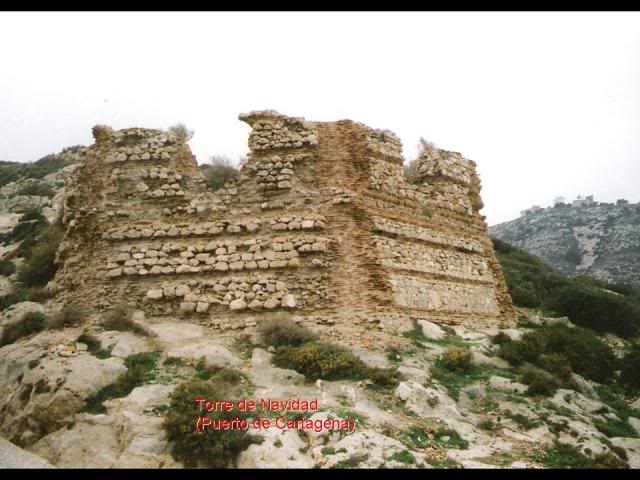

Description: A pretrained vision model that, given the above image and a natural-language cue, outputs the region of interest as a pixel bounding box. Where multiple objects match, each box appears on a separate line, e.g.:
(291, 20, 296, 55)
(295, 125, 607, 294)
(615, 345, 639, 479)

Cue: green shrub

(0, 311, 47, 346)
(232, 334, 255, 360)
(503, 409, 540, 429)
(386, 346, 402, 362)
(0, 258, 15, 276)
(620, 345, 640, 390)
(168, 123, 194, 141)
(433, 427, 469, 449)
(499, 332, 544, 366)
(84, 352, 159, 413)
(539, 325, 616, 383)
(492, 237, 640, 338)
(273, 341, 368, 381)
(163, 372, 253, 468)
(498, 324, 616, 383)
(439, 347, 473, 372)
(389, 450, 415, 464)
(0, 154, 72, 189)
(163, 357, 186, 367)
(17, 224, 63, 287)
(367, 366, 402, 388)
(16, 182, 55, 198)
(200, 156, 240, 191)
(76, 332, 101, 353)
(551, 285, 640, 338)
(0, 208, 48, 246)
(48, 304, 87, 329)
(258, 317, 316, 347)
(491, 332, 512, 345)
(0, 287, 52, 311)
(533, 441, 593, 468)
(594, 417, 638, 439)
(538, 353, 573, 380)
(101, 305, 149, 336)
(522, 368, 559, 397)
(478, 418, 498, 431)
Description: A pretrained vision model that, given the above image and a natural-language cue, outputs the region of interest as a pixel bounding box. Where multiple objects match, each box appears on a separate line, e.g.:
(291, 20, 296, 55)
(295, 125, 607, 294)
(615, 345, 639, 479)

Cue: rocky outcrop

(490, 198, 640, 286)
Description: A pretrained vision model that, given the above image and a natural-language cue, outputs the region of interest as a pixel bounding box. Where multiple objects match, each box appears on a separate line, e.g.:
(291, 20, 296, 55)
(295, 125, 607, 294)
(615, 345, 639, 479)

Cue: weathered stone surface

(0, 437, 54, 468)
(488, 376, 528, 394)
(417, 319, 446, 340)
(1, 302, 45, 326)
(314, 430, 430, 469)
(248, 348, 305, 388)
(0, 330, 127, 446)
(395, 381, 464, 420)
(237, 428, 313, 468)
(97, 331, 152, 359)
(167, 341, 242, 369)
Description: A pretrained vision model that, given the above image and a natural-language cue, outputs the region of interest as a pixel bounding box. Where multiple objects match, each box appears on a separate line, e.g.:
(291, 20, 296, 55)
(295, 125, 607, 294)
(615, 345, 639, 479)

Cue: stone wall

(50, 110, 515, 338)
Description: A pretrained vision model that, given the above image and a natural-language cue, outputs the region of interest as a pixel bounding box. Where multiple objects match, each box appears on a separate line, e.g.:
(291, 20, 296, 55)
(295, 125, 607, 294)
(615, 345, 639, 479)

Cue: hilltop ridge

(490, 196, 640, 287)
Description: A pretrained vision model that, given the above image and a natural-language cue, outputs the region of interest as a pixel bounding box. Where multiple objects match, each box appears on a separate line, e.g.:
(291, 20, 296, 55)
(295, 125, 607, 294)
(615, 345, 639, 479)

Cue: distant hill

(490, 197, 640, 287)
(0, 148, 83, 189)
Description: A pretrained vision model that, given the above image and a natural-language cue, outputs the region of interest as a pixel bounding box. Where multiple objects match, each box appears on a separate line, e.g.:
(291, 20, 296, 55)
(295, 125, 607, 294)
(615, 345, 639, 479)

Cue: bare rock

(417, 319, 446, 340)
(488, 376, 528, 395)
(315, 429, 430, 468)
(0, 437, 54, 468)
(395, 381, 463, 420)
(167, 341, 242, 369)
(237, 428, 313, 468)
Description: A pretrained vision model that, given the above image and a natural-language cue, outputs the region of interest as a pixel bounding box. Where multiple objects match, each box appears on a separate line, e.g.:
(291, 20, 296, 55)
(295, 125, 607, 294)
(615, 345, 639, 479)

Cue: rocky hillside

(490, 198, 640, 287)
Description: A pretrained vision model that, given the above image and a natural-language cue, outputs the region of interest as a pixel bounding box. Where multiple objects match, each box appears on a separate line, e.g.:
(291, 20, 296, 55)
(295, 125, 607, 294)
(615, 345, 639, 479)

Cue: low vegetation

(100, 305, 150, 336)
(0, 258, 15, 276)
(17, 223, 63, 288)
(620, 345, 640, 390)
(0, 287, 53, 312)
(492, 237, 640, 338)
(84, 352, 160, 413)
(496, 323, 616, 384)
(167, 123, 194, 142)
(403, 137, 436, 185)
(258, 317, 317, 347)
(256, 317, 399, 387)
(521, 368, 559, 397)
(200, 155, 241, 191)
(273, 341, 369, 381)
(15, 181, 55, 198)
(439, 347, 473, 373)
(0, 311, 47, 346)
(76, 332, 101, 353)
(0, 208, 48, 247)
(48, 304, 86, 329)
(162, 368, 255, 468)
(531, 441, 628, 469)
(0, 153, 73, 188)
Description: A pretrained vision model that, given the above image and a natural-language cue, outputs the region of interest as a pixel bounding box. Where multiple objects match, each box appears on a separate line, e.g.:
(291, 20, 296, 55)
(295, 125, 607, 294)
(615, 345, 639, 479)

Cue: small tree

(168, 123, 194, 142)
(404, 137, 437, 185)
(418, 137, 436, 154)
(201, 155, 241, 191)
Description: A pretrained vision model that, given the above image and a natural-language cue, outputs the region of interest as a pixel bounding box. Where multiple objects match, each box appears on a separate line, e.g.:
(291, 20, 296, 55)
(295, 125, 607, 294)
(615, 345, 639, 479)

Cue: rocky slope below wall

(1, 305, 639, 469)
(490, 200, 640, 287)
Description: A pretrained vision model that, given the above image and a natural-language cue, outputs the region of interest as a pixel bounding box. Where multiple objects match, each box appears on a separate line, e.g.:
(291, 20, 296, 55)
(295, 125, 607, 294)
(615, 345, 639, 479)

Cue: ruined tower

(51, 111, 515, 341)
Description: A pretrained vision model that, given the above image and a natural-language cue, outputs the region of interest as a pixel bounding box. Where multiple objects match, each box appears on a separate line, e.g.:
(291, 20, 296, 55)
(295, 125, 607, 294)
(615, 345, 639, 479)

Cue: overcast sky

(1, 12, 639, 226)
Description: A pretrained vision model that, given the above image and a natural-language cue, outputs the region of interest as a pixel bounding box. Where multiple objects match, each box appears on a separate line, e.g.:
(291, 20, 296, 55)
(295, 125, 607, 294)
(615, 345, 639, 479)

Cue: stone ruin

(49, 110, 516, 342)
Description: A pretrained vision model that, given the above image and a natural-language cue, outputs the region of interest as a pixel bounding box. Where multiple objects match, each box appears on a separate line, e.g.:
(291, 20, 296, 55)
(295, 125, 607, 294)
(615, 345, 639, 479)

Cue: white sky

(1, 12, 639, 226)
